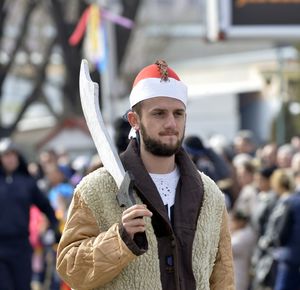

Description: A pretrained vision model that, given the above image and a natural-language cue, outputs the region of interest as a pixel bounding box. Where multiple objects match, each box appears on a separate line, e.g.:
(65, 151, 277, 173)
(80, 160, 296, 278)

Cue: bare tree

(0, 0, 141, 138)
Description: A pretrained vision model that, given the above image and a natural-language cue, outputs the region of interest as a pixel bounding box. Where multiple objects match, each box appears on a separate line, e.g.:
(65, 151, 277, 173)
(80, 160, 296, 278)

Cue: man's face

(0, 151, 19, 173)
(135, 97, 186, 156)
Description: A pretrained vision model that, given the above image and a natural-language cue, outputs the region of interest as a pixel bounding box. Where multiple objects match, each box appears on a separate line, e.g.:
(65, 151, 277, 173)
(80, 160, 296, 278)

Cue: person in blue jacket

(0, 138, 58, 290)
(274, 189, 300, 290)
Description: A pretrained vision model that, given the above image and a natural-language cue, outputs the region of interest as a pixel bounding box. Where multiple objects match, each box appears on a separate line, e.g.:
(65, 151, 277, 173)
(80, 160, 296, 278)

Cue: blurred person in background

(183, 135, 218, 181)
(250, 167, 277, 288)
(251, 169, 295, 290)
(272, 181, 300, 290)
(230, 210, 257, 290)
(183, 135, 233, 208)
(233, 160, 258, 218)
(276, 144, 295, 169)
(35, 164, 74, 290)
(39, 149, 59, 171)
(183, 135, 231, 182)
(35, 149, 60, 194)
(28, 161, 44, 182)
(291, 152, 300, 174)
(294, 171, 300, 192)
(291, 153, 300, 198)
(114, 116, 132, 154)
(259, 143, 278, 169)
(290, 135, 300, 152)
(56, 148, 72, 169)
(0, 138, 58, 290)
(45, 164, 74, 221)
(251, 167, 277, 238)
(232, 153, 253, 169)
(233, 130, 257, 157)
(70, 155, 91, 186)
(209, 134, 240, 205)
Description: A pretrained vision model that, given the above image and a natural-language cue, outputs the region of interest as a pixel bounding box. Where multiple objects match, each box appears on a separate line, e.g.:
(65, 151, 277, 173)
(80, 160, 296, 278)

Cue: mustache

(159, 131, 179, 136)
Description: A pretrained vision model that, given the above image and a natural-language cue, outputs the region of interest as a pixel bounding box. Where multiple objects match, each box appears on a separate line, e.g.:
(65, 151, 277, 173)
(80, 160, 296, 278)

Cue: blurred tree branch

(1, 37, 56, 137)
(0, 0, 37, 101)
(0, 0, 140, 138)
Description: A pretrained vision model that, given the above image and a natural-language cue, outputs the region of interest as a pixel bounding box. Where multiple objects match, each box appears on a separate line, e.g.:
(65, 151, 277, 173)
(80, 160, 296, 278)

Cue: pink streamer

(101, 8, 134, 29)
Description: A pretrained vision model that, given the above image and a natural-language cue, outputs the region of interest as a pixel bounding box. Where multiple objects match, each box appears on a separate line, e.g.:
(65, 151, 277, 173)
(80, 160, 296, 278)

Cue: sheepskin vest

(80, 167, 224, 290)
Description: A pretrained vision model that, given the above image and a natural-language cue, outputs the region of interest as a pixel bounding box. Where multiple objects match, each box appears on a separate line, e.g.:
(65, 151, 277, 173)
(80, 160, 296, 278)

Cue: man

(233, 130, 257, 157)
(56, 60, 235, 290)
(0, 138, 58, 290)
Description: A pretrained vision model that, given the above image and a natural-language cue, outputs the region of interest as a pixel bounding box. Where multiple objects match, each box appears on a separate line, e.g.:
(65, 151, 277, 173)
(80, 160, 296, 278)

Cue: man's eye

(174, 112, 184, 117)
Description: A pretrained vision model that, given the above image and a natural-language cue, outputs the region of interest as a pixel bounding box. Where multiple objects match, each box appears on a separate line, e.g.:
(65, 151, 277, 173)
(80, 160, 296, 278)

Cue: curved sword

(79, 59, 134, 207)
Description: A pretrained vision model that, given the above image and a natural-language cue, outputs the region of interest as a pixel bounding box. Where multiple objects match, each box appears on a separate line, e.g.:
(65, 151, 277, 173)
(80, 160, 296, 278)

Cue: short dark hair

(242, 161, 256, 174)
(259, 166, 276, 179)
(132, 102, 142, 117)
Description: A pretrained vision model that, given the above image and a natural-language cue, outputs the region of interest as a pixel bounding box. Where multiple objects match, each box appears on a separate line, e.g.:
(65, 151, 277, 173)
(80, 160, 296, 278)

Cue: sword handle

(116, 171, 136, 208)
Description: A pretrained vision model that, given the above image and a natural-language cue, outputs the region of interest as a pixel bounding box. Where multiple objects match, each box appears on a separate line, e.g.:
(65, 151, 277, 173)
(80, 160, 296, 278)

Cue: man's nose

(164, 114, 177, 128)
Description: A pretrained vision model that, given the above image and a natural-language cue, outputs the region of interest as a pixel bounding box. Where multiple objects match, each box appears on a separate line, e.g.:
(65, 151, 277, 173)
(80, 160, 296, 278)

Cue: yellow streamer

(89, 4, 100, 54)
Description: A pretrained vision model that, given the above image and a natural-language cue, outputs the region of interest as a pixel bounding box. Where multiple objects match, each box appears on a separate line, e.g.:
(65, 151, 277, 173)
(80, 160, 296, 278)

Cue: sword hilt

(116, 171, 135, 208)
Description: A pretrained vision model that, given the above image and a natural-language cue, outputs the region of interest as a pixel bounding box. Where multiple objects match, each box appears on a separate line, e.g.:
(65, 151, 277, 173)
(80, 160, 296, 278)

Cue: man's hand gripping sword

(79, 59, 135, 208)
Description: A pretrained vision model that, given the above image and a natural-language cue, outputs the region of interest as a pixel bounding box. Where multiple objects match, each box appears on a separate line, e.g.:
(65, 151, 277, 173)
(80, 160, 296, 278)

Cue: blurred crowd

(0, 137, 102, 290)
(0, 119, 300, 290)
(27, 148, 102, 290)
(183, 130, 300, 290)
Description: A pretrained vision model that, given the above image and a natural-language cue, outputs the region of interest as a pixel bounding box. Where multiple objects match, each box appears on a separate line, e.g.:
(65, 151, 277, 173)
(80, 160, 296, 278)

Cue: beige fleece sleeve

(56, 191, 136, 290)
(209, 208, 236, 290)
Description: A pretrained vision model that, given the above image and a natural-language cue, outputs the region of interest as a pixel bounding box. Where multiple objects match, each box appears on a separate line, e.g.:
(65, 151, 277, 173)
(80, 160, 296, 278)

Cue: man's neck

(140, 148, 176, 174)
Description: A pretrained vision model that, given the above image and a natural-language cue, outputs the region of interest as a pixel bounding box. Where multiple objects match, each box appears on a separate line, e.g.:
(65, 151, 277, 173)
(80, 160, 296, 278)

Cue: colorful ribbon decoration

(69, 5, 134, 47)
(69, 5, 134, 73)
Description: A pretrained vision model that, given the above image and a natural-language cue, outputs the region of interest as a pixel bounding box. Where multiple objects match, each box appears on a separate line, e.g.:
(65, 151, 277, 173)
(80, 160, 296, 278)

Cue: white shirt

(150, 166, 180, 220)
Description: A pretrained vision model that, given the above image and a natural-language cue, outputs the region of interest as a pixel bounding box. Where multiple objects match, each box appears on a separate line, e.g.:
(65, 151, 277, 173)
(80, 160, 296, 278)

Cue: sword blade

(79, 59, 125, 188)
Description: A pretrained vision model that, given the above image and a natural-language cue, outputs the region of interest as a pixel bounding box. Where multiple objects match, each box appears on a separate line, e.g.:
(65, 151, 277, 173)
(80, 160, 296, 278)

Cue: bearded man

(56, 60, 235, 290)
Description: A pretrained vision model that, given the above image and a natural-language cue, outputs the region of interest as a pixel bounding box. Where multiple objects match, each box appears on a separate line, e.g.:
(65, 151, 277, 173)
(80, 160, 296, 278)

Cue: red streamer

(69, 6, 91, 46)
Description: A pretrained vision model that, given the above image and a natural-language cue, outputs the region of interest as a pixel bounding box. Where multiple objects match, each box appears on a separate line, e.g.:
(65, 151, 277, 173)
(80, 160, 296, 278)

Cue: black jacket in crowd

(0, 153, 58, 254)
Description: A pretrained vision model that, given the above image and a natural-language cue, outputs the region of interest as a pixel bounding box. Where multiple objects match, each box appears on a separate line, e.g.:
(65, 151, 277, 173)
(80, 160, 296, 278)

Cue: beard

(139, 122, 184, 157)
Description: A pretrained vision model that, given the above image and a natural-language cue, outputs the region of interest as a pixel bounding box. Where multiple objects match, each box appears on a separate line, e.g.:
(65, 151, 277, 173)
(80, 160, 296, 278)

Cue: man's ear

(127, 111, 140, 131)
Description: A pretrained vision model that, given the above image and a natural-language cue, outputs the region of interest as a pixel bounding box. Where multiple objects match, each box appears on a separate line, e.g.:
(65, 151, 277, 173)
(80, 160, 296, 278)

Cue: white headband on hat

(129, 77, 187, 108)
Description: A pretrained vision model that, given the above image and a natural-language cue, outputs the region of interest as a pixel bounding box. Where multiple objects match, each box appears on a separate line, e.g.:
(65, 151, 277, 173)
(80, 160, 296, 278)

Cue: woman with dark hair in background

(0, 138, 58, 290)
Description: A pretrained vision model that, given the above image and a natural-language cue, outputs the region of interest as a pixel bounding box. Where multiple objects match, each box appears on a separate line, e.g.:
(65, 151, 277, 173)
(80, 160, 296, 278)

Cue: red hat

(129, 60, 188, 108)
